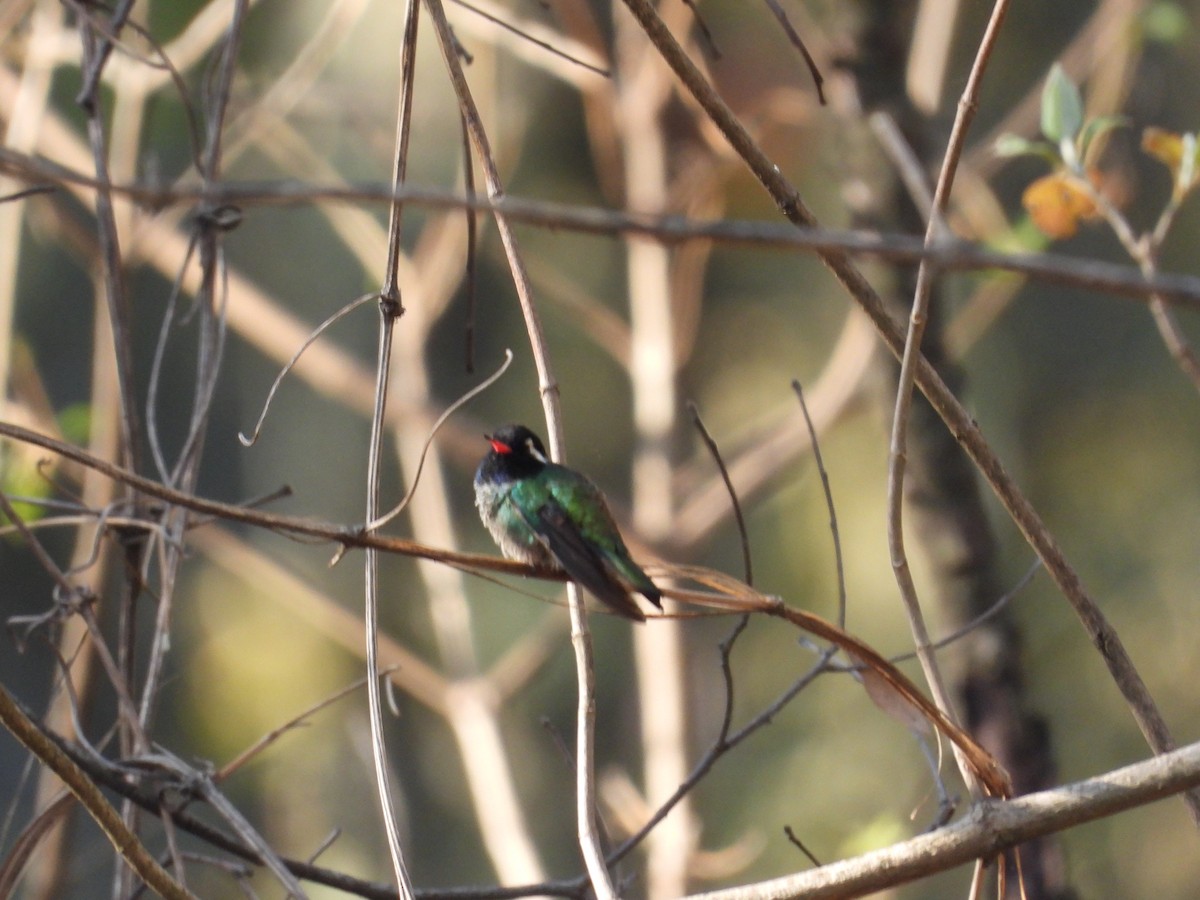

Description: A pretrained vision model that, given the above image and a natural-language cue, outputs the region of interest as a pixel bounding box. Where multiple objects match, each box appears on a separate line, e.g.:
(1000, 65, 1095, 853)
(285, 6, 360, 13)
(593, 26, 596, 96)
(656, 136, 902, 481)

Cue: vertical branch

(75, 13, 141, 474)
(363, 319, 414, 899)
(885, 0, 1012, 794)
(364, 0, 421, 895)
(391, 217, 547, 883)
(900, 6, 1080, 893)
(72, 7, 163, 896)
(136, 0, 251, 727)
(420, 1, 612, 894)
(613, 3, 692, 895)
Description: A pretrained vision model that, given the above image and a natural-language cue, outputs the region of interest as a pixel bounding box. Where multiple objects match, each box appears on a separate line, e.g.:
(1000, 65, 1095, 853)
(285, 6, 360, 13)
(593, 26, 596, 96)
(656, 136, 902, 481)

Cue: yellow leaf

(1142, 126, 1184, 169)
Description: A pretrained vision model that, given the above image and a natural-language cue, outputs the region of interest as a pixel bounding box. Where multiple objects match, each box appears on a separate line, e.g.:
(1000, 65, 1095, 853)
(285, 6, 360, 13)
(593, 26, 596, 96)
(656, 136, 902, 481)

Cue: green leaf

(1078, 115, 1128, 165)
(994, 134, 1036, 157)
(0, 448, 50, 528)
(986, 217, 1052, 255)
(1042, 63, 1083, 144)
(58, 403, 92, 445)
(994, 134, 1059, 165)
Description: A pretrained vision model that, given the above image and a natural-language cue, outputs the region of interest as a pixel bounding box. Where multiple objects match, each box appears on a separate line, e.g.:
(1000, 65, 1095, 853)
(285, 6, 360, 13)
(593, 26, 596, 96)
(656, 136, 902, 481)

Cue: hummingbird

(474, 424, 662, 622)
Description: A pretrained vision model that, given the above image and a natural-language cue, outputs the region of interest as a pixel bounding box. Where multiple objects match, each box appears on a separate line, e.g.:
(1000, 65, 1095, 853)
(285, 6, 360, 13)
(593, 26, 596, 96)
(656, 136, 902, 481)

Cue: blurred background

(2, 0, 1199, 897)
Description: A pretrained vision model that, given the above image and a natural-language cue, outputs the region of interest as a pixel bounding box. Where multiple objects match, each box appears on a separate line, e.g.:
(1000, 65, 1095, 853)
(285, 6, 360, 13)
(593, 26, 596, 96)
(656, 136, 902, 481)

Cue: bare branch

(6, 147, 1200, 310)
(686, 740, 1200, 900)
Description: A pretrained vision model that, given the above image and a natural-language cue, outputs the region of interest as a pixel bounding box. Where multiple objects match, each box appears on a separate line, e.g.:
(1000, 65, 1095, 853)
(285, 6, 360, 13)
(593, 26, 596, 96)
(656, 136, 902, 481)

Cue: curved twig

(238, 292, 377, 447)
(369, 349, 513, 530)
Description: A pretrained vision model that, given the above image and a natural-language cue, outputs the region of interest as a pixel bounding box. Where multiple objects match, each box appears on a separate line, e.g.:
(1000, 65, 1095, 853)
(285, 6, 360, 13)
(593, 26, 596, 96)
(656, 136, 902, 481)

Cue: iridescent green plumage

(474, 424, 661, 621)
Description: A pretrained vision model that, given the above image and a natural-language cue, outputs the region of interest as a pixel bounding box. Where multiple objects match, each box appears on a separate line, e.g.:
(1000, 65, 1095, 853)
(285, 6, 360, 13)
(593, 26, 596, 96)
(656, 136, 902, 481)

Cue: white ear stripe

(526, 438, 548, 463)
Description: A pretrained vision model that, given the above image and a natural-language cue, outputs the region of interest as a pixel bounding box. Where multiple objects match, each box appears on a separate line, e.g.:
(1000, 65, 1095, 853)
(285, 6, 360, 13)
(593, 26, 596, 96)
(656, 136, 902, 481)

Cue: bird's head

(483, 424, 549, 474)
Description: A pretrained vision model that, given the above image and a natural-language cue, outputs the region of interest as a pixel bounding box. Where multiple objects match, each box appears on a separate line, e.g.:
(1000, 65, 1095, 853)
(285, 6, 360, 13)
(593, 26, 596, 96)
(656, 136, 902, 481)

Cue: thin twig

(790, 379, 846, 629)
(782, 825, 821, 868)
(0, 792, 74, 898)
(687, 403, 752, 586)
(606, 642, 833, 870)
(76, 13, 142, 476)
(369, 349, 513, 531)
(74, 0, 139, 110)
(758, 0, 825, 104)
(145, 231, 201, 478)
(460, 111, 479, 372)
(362, 0, 422, 892)
(215, 673, 383, 781)
(448, 0, 611, 77)
(812, 559, 1042, 670)
(886, 0, 1012, 796)
(1083, 178, 1200, 395)
(0, 183, 55, 203)
(238, 292, 377, 447)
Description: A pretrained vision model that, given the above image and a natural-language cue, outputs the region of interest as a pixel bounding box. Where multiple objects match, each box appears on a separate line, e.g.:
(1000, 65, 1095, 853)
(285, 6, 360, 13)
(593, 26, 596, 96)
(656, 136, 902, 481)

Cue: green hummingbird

(474, 424, 662, 622)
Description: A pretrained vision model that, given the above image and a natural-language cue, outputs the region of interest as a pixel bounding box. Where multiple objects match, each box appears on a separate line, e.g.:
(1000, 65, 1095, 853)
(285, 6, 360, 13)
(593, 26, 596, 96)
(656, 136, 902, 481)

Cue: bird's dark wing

(524, 499, 647, 622)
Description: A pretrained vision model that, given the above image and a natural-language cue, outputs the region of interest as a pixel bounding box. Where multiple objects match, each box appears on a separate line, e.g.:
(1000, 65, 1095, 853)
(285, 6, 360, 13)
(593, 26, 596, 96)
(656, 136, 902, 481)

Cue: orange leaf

(1022, 172, 1098, 239)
